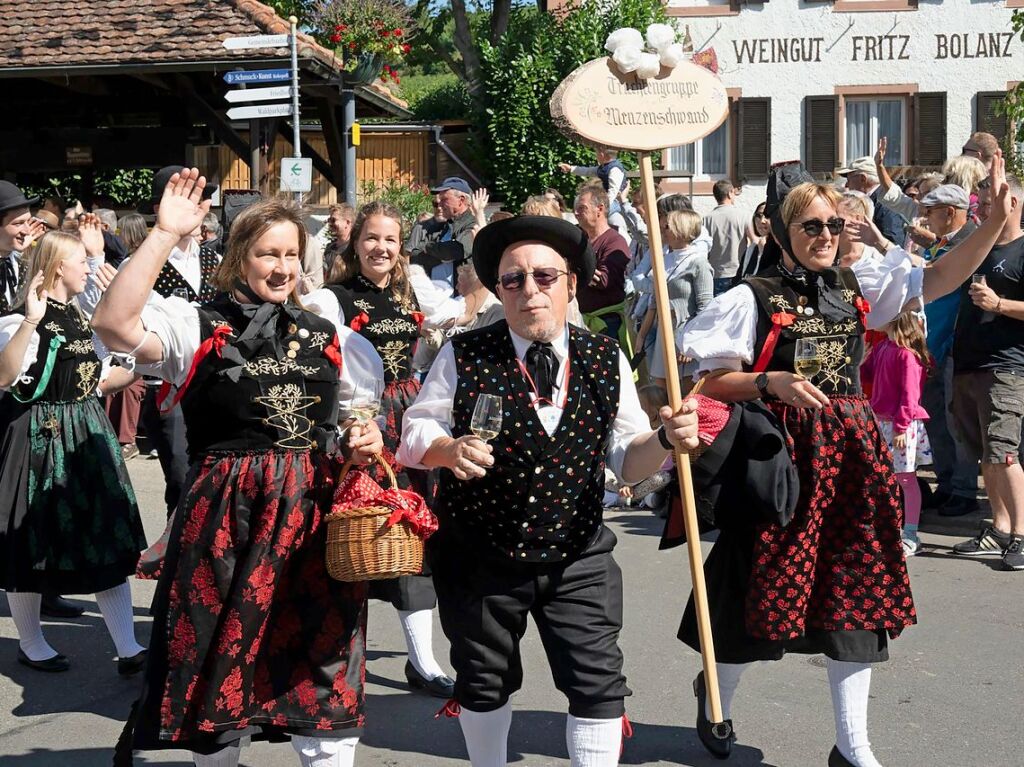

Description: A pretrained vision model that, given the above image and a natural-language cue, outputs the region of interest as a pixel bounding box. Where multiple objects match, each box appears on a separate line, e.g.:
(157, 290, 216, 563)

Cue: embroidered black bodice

(434, 321, 621, 564)
(744, 266, 866, 397)
(178, 294, 341, 458)
(327, 275, 420, 383)
(10, 299, 101, 403)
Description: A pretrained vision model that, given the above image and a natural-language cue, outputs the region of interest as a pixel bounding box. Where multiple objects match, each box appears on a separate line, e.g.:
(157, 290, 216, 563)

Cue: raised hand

(154, 167, 212, 240)
(470, 187, 490, 228)
(558, 162, 572, 173)
(989, 149, 1013, 222)
(874, 136, 887, 168)
(92, 262, 119, 293)
(78, 213, 106, 257)
(21, 219, 47, 252)
(24, 271, 47, 323)
(845, 215, 886, 250)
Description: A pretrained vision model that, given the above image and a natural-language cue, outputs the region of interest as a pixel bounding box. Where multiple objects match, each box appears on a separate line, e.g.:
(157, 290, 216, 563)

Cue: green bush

(479, 0, 667, 209)
(400, 74, 473, 121)
(20, 169, 154, 208)
(359, 178, 434, 232)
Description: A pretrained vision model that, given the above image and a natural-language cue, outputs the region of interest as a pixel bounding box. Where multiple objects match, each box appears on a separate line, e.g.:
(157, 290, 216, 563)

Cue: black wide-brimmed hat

(139, 165, 218, 215)
(472, 215, 595, 293)
(0, 181, 39, 216)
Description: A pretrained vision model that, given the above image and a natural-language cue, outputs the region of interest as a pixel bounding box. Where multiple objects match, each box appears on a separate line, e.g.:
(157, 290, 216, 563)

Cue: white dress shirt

(677, 246, 925, 376)
(395, 324, 650, 482)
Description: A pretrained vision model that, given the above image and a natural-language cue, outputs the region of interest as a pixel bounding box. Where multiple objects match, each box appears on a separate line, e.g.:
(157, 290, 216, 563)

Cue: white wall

(668, 0, 1022, 214)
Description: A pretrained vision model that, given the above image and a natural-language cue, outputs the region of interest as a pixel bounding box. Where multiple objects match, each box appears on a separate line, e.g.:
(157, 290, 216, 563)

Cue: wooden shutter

(734, 97, 771, 180)
(912, 92, 946, 166)
(804, 96, 837, 175)
(976, 91, 1008, 142)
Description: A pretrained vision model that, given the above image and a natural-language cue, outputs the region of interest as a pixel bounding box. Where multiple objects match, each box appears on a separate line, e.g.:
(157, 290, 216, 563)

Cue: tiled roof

(0, 0, 406, 110)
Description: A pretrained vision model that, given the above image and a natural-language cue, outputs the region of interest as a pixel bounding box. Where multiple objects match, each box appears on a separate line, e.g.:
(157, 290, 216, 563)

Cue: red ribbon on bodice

(156, 324, 233, 413)
(752, 312, 797, 374)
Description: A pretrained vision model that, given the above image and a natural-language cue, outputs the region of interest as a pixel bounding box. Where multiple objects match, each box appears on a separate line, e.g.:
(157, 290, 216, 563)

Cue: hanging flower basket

(347, 52, 384, 85)
(313, 0, 414, 86)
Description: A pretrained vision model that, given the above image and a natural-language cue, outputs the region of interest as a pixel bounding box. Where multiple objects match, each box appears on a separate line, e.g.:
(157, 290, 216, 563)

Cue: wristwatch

(754, 372, 773, 400)
(656, 424, 674, 451)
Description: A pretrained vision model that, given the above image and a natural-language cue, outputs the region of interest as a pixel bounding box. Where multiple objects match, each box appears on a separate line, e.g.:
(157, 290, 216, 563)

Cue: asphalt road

(1, 458, 1021, 766)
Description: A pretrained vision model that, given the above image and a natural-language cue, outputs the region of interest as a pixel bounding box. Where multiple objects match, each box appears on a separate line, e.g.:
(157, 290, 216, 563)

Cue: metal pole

(343, 89, 356, 206)
(289, 16, 302, 203)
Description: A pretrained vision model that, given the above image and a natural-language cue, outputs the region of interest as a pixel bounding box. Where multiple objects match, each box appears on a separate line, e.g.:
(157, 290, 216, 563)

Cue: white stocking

(459, 702, 512, 767)
(291, 735, 359, 767)
(192, 744, 240, 767)
(94, 581, 145, 658)
(566, 715, 622, 767)
(827, 658, 883, 767)
(6, 592, 57, 661)
(398, 608, 445, 680)
(705, 661, 754, 721)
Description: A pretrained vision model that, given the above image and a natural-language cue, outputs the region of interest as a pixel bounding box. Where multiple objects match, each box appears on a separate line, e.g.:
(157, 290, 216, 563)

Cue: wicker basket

(325, 455, 425, 582)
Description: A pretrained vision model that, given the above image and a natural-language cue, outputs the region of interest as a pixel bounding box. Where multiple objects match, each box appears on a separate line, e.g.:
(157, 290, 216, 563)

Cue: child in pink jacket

(861, 311, 933, 556)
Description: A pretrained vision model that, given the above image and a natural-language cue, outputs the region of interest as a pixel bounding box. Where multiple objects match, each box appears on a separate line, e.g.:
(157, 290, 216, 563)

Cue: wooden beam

(173, 75, 250, 166)
(274, 120, 334, 181)
(317, 101, 346, 191)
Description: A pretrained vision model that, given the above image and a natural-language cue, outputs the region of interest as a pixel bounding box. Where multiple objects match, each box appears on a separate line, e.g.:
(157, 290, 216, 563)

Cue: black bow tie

(526, 341, 558, 401)
(1, 256, 17, 305)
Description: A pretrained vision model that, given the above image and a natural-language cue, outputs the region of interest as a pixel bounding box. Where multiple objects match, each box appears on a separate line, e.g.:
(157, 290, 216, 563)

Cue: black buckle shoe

(828, 746, 855, 766)
(118, 649, 148, 677)
(40, 595, 85, 619)
(693, 671, 735, 760)
(404, 660, 455, 698)
(17, 649, 70, 673)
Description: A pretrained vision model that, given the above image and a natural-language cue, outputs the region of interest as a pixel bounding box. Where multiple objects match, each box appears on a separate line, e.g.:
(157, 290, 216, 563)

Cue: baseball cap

(430, 177, 472, 195)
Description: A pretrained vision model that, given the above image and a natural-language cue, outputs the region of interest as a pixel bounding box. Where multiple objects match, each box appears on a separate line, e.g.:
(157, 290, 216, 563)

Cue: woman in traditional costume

(95, 170, 383, 767)
(677, 158, 1013, 767)
(0, 230, 147, 674)
(308, 201, 453, 699)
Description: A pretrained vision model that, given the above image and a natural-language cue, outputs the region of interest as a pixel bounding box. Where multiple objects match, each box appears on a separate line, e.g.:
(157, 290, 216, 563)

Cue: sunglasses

(792, 217, 845, 237)
(498, 268, 569, 291)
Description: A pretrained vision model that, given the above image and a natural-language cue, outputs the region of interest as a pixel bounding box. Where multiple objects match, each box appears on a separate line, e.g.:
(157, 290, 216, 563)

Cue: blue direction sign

(223, 69, 291, 85)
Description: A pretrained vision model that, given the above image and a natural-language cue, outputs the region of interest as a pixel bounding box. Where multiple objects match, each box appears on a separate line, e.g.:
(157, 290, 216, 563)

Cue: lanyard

(515, 355, 570, 410)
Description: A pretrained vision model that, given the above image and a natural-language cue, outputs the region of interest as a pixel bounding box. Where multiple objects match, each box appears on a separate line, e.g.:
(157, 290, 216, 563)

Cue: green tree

(998, 11, 1024, 177)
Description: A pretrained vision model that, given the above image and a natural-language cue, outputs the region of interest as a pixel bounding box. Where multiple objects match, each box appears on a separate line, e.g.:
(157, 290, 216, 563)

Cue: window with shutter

(912, 92, 946, 166)
(735, 97, 771, 179)
(976, 92, 1008, 142)
(804, 96, 837, 175)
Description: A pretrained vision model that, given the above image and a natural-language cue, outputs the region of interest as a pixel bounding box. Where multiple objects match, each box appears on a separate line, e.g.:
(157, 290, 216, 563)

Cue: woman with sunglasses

(312, 201, 454, 700)
(676, 158, 1014, 767)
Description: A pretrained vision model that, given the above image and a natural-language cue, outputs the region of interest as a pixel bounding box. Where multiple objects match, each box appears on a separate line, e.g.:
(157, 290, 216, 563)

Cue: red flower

(382, 29, 390, 37)
(330, 33, 341, 44)
(349, 311, 370, 332)
(394, 28, 403, 36)
(349, 41, 356, 49)
(402, 43, 411, 53)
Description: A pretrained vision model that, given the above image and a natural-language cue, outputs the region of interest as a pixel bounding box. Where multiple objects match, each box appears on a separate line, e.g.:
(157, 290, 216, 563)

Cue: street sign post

(223, 69, 291, 85)
(224, 86, 292, 103)
(280, 158, 313, 193)
(226, 103, 293, 120)
(222, 34, 289, 50)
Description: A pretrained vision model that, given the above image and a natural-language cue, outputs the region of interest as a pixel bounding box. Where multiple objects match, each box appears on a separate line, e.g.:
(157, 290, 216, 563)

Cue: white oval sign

(550, 57, 729, 151)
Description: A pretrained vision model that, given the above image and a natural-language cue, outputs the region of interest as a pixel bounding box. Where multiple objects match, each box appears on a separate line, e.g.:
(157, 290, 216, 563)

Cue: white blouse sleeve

(852, 246, 924, 329)
(132, 296, 201, 387)
(0, 314, 39, 390)
(676, 285, 758, 376)
(336, 328, 385, 414)
(302, 287, 345, 329)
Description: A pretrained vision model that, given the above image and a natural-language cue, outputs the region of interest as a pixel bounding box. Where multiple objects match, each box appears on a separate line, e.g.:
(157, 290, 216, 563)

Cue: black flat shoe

(17, 649, 70, 673)
(828, 746, 855, 766)
(40, 594, 85, 619)
(118, 649, 147, 677)
(693, 671, 735, 760)
(404, 660, 455, 698)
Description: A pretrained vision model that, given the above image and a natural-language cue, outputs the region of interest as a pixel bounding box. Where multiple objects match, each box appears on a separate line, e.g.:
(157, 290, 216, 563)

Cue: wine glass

(470, 394, 503, 443)
(347, 376, 383, 425)
(793, 337, 821, 380)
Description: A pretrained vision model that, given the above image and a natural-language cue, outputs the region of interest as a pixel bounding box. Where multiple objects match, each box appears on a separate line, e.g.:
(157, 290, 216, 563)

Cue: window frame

(843, 95, 909, 166)
(665, 120, 731, 179)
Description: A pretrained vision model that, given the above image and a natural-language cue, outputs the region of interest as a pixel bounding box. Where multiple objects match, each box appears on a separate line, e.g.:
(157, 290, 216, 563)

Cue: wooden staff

(637, 151, 726, 731)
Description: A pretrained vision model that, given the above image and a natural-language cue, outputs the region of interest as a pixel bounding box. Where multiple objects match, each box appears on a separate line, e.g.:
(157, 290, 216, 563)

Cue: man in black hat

(408, 177, 478, 295)
(0, 181, 43, 315)
(397, 215, 699, 766)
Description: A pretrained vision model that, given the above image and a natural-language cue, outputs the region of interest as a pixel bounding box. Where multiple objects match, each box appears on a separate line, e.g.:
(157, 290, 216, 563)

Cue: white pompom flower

(605, 27, 644, 54)
(611, 45, 644, 74)
(635, 51, 662, 79)
(659, 43, 685, 68)
(646, 23, 677, 51)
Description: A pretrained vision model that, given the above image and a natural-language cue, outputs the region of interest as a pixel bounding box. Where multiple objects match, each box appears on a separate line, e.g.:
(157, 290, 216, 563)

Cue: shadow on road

(0, 750, 190, 766)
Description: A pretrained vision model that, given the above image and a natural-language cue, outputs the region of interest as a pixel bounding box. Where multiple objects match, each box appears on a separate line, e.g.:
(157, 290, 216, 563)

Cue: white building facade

(661, 0, 1022, 214)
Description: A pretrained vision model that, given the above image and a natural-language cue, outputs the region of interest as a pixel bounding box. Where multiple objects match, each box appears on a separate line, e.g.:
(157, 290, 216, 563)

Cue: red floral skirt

(122, 449, 367, 756)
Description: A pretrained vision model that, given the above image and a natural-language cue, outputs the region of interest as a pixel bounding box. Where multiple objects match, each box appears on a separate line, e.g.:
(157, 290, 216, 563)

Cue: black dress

(327, 275, 436, 611)
(119, 295, 367, 760)
(0, 300, 145, 594)
(679, 268, 916, 663)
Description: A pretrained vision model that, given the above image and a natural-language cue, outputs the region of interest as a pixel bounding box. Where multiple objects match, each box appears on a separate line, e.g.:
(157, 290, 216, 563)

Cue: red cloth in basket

(331, 465, 439, 539)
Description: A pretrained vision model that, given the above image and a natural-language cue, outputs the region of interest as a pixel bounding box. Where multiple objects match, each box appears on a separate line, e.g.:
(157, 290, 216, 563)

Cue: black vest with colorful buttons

(153, 245, 219, 303)
(434, 321, 621, 564)
(744, 266, 866, 397)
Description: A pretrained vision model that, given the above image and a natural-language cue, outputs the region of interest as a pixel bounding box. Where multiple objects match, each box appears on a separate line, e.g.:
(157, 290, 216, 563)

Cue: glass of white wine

(793, 337, 822, 380)
(470, 394, 503, 443)
(348, 377, 383, 425)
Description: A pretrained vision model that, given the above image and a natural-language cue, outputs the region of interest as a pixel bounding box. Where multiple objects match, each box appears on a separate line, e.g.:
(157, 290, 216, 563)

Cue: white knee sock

(192, 744, 240, 767)
(827, 658, 883, 767)
(6, 592, 57, 661)
(566, 715, 622, 767)
(704, 662, 752, 721)
(398, 608, 445, 680)
(291, 735, 360, 767)
(94, 581, 145, 659)
(459, 702, 512, 767)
